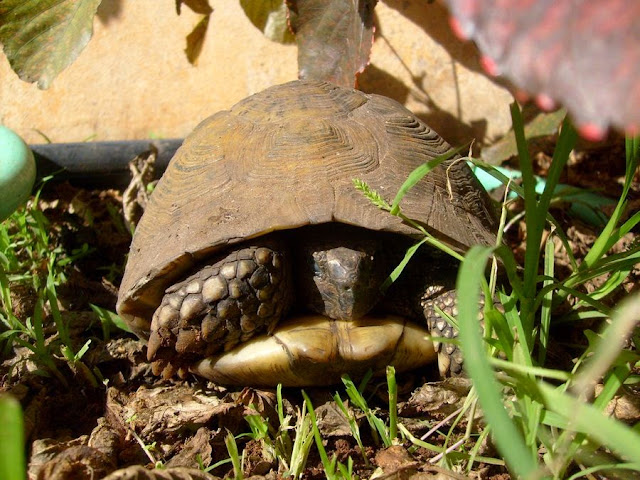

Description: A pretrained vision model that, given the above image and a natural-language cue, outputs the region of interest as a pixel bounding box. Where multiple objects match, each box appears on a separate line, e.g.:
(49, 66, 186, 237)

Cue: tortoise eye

(313, 262, 322, 276)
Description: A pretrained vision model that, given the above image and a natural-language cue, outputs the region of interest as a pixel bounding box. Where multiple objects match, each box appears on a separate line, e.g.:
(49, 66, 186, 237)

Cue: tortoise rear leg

(147, 241, 293, 378)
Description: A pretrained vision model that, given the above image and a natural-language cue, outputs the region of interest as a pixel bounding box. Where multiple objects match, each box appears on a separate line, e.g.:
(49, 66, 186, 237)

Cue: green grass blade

(302, 390, 337, 480)
(381, 237, 428, 292)
(286, 402, 314, 479)
(538, 235, 554, 365)
(537, 117, 577, 216)
(90, 304, 133, 340)
(566, 463, 640, 480)
(333, 393, 368, 465)
(389, 146, 465, 215)
(625, 135, 639, 169)
(341, 375, 390, 446)
(224, 430, 244, 480)
(571, 291, 640, 398)
(398, 423, 505, 466)
(0, 395, 26, 480)
(581, 134, 638, 269)
(386, 366, 398, 441)
(593, 364, 632, 412)
(457, 245, 539, 477)
(494, 244, 525, 302)
(31, 298, 47, 354)
(617, 209, 640, 238)
(276, 384, 285, 425)
(510, 102, 540, 303)
(46, 267, 71, 348)
(488, 359, 571, 382)
(537, 382, 640, 464)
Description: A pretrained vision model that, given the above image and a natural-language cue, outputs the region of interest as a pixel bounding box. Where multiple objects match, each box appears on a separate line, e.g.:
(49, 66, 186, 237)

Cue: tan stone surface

(0, 0, 513, 146)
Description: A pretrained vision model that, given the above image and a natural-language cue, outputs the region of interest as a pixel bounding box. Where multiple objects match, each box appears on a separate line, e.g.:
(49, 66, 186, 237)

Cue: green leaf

(240, 0, 295, 44)
(0, 0, 102, 89)
(287, 0, 376, 87)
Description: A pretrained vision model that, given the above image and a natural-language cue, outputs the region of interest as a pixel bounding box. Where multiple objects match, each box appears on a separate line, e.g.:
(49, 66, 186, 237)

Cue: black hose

(31, 138, 183, 189)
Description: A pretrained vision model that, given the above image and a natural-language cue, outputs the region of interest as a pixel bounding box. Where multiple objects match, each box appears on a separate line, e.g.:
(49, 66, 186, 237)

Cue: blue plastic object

(0, 126, 36, 222)
(470, 163, 614, 227)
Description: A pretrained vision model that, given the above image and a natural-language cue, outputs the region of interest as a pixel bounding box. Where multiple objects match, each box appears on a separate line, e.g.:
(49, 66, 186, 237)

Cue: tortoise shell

(117, 80, 497, 336)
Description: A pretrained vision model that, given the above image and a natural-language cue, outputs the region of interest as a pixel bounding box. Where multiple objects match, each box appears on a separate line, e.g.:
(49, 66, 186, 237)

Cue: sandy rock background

(0, 0, 513, 147)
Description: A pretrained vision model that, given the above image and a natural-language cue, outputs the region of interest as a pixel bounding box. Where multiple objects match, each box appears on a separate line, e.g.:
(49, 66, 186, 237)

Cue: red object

(444, 0, 640, 139)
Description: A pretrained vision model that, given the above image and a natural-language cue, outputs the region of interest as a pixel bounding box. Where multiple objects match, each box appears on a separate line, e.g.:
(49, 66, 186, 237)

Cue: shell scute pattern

(240, 118, 378, 182)
(231, 81, 366, 124)
(117, 80, 497, 326)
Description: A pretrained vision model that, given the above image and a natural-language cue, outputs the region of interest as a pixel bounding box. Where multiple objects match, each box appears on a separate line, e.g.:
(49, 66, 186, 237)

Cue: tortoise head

(294, 225, 389, 320)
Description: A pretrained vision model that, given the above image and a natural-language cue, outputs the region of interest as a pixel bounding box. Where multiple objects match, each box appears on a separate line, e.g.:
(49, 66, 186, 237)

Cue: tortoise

(116, 80, 497, 387)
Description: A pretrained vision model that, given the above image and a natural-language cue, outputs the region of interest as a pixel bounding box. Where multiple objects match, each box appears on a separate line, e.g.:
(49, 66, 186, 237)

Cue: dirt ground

(1, 133, 638, 479)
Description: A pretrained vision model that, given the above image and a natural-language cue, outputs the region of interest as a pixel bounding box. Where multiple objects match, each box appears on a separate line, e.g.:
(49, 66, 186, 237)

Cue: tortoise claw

(151, 358, 181, 380)
(146, 330, 163, 361)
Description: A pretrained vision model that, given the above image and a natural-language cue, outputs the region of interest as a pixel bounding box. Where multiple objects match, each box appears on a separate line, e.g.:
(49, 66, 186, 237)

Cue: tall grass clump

(455, 107, 640, 479)
(357, 105, 640, 478)
(0, 185, 95, 386)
